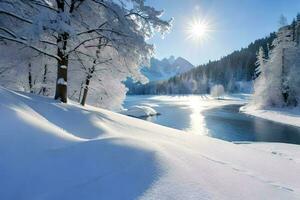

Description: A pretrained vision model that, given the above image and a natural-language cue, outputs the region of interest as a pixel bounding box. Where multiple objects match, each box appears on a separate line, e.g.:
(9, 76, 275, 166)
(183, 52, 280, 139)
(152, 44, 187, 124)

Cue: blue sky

(147, 0, 300, 66)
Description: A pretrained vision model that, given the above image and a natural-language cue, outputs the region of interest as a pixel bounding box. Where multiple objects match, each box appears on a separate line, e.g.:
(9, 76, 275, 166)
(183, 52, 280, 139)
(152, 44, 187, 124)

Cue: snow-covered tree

(210, 84, 225, 100)
(0, 0, 172, 109)
(252, 16, 300, 108)
(255, 46, 267, 77)
(0, 41, 56, 94)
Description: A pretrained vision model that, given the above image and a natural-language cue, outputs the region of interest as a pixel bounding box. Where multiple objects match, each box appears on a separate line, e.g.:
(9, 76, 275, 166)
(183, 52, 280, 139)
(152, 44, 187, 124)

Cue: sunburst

(186, 18, 213, 42)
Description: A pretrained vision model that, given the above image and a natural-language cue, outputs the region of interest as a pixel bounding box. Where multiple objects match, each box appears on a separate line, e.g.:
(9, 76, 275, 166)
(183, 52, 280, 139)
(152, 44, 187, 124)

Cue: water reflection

(186, 96, 208, 135)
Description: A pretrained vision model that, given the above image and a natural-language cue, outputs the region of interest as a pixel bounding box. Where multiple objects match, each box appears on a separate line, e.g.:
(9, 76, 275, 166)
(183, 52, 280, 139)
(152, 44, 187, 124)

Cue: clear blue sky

(147, 0, 300, 66)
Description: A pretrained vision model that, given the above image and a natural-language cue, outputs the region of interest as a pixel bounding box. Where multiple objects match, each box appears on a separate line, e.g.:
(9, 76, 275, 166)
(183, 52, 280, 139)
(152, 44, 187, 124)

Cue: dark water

(124, 96, 300, 145)
(204, 104, 300, 144)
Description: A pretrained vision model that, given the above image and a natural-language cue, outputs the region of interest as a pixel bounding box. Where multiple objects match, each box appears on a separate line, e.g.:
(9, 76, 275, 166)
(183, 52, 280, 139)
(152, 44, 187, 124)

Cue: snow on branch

(30, 0, 59, 13)
(0, 34, 60, 60)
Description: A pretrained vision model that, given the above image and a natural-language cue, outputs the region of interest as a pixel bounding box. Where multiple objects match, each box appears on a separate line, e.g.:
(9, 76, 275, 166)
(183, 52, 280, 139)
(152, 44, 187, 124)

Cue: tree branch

(76, 22, 107, 36)
(70, 0, 85, 13)
(67, 36, 105, 54)
(0, 27, 16, 37)
(0, 9, 32, 24)
(0, 34, 60, 60)
(31, 1, 59, 12)
(91, 0, 122, 22)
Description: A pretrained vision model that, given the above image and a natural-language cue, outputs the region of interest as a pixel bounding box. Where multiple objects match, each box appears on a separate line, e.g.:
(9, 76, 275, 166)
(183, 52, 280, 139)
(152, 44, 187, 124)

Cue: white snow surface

(241, 105, 300, 127)
(1, 87, 300, 200)
(57, 78, 67, 85)
(240, 142, 300, 164)
(121, 105, 158, 118)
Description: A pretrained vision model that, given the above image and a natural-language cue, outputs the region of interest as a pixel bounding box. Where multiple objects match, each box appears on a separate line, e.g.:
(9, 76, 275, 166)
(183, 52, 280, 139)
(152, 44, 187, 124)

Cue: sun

(190, 22, 207, 38)
(186, 18, 211, 42)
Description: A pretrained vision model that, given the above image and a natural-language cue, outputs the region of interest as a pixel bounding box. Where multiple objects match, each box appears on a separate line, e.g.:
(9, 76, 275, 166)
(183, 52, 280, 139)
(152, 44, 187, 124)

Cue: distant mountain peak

(167, 56, 176, 64)
(142, 56, 194, 81)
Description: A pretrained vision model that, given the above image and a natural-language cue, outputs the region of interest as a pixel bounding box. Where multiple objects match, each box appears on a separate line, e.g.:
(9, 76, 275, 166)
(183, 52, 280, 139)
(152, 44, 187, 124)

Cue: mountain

(130, 33, 276, 95)
(141, 56, 194, 81)
(125, 56, 194, 94)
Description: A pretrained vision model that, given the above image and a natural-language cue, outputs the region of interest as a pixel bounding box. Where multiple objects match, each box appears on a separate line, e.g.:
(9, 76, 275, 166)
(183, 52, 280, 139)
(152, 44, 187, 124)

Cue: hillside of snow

(1, 87, 300, 200)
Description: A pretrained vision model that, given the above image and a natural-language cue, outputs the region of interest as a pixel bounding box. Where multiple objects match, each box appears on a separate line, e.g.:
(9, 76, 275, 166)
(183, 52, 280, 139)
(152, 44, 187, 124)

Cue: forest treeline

(129, 33, 276, 95)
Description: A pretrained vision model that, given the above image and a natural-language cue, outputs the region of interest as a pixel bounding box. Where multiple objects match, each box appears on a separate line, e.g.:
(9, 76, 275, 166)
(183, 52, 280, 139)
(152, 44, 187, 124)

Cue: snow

(251, 20, 300, 108)
(121, 105, 159, 118)
(1, 87, 300, 199)
(240, 142, 300, 164)
(241, 105, 300, 127)
(57, 78, 67, 85)
(60, 65, 67, 69)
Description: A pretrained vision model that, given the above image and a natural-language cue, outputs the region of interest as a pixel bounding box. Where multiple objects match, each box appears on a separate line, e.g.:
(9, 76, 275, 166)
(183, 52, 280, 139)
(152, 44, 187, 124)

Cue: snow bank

(1, 87, 300, 200)
(240, 142, 300, 163)
(121, 105, 159, 118)
(241, 105, 300, 127)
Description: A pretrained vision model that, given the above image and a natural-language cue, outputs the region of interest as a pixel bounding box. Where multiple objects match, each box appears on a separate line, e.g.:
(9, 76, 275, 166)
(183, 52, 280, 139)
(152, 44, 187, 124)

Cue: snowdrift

(121, 105, 159, 118)
(1, 87, 300, 200)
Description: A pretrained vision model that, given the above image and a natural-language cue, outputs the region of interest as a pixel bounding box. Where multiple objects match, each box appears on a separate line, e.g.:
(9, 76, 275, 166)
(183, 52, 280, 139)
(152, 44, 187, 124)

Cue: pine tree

(278, 15, 288, 27)
(255, 46, 267, 78)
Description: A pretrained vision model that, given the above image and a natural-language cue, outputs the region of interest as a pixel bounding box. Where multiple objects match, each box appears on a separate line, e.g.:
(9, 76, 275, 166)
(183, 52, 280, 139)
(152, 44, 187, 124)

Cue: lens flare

(186, 18, 213, 42)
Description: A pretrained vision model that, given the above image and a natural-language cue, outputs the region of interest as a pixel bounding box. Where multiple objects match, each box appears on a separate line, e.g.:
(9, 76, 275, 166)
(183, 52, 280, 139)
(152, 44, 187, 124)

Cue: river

(124, 95, 300, 144)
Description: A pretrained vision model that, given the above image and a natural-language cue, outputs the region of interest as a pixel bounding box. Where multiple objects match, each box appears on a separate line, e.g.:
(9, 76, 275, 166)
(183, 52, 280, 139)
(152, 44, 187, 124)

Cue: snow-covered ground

(241, 105, 300, 128)
(240, 142, 300, 164)
(1, 87, 300, 200)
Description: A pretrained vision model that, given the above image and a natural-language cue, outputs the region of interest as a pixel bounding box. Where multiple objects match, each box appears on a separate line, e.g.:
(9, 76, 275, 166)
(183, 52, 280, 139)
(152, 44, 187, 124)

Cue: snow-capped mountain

(141, 56, 194, 81)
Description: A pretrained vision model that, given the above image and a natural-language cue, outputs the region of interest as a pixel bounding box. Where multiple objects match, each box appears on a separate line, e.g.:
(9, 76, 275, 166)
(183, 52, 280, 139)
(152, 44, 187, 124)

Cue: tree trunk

(54, 32, 69, 103)
(28, 63, 33, 93)
(41, 64, 48, 95)
(80, 76, 90, 106)
(281, 48, 289, 104)
(78, 81, 83, 103)
(80, 63, 95, 106)
(54, 0, 69, 103)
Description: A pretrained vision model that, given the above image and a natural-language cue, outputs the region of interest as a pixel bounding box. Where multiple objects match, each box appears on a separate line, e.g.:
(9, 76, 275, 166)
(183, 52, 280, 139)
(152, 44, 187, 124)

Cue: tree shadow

(10, 90, 111, 139)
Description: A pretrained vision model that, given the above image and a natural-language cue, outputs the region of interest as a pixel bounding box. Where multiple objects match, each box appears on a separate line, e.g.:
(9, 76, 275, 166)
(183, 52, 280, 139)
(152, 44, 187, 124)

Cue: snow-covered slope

(141, 56, 194, 81)
(1, 87, 300, 200)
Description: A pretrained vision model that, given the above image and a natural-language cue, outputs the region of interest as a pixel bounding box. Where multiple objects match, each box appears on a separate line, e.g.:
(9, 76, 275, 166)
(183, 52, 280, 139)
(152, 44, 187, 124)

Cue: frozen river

(124, 95, 300, 144)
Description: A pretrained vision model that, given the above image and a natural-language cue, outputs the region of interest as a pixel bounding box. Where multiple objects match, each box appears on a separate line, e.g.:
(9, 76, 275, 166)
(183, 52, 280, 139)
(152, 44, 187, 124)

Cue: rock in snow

(0, 87, 300, 200)
(121, 105, 159, 118)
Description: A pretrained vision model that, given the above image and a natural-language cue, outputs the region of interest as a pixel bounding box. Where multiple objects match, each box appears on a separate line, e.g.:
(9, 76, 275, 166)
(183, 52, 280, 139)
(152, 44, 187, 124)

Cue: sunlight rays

(185, 17, 215, 44)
